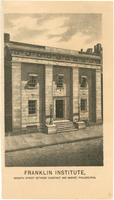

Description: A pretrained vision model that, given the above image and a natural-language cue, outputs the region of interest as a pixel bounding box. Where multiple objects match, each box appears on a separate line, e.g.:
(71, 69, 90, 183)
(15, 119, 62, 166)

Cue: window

(28, 74, 38, 88)
(81, 99, 87, 111)
(80, 76, 87, 88)
(57, 74, 64, 88)
(28, 100, 37, 114)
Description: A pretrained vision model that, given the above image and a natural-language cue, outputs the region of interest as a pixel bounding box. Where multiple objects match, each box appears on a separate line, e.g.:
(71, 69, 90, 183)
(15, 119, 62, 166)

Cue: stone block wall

(21, 84, 40, 129)
(79, 67, 97, 123)
(53, 82, 66, 96)
(53, 66, 71, 97)
(21, 63, 45, 131)
(79, 88, 89, 120)
(53, 66, 72, 120)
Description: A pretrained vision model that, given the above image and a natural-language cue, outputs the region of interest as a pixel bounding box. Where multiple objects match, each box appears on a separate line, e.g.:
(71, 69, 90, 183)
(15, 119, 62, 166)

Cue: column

(45, 64, 53, 124)
(72, 67, 79, 122)
(96, 69, 102, 122)
(12, 62, 21, 132)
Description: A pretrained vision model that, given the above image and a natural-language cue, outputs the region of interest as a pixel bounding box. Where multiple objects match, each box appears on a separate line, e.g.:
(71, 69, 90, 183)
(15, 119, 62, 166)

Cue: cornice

(10, 48, 101, 66)
(11, 56, 101, 70)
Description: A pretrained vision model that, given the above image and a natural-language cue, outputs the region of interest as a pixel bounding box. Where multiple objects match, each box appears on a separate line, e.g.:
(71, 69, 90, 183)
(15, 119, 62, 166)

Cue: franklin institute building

(4, 33, 103, 135)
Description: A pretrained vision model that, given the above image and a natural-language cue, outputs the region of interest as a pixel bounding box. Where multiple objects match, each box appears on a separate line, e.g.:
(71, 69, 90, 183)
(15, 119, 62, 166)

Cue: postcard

(1, 1, 113, 199)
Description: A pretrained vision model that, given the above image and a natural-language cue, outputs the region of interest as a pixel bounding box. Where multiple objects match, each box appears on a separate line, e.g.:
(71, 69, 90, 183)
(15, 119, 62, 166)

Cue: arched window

(80, 76, 87, 88)
(56, 74, 64, 89)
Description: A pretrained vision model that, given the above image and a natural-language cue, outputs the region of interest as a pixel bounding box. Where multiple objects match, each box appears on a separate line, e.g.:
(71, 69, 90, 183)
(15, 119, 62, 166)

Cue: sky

(4, 14, 102, 51)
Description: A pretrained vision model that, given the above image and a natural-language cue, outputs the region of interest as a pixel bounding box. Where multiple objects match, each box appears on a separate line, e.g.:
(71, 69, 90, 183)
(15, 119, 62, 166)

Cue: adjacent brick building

(4, 33, 103, 136)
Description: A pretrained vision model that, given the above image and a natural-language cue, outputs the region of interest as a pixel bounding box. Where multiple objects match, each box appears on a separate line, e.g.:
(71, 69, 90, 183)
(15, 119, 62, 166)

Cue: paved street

(6, 125, 103, 152)
(5, 137, 103, 166)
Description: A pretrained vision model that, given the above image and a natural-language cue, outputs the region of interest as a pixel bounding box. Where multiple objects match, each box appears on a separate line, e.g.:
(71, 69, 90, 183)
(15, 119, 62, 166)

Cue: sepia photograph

(2, 1, 113, 199)
(4, 13, 103, 167)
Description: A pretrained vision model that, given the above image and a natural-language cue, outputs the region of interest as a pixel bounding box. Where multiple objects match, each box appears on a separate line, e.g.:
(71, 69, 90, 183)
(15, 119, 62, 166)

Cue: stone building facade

(4, 33, 103, 135)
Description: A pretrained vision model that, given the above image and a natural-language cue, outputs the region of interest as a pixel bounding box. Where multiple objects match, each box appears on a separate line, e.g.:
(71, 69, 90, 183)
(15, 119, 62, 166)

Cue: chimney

(94, 45, 97, 53)
(94, 43, 102, 55)
(4, 33, 10, 43)
(86, 48, 93, 54)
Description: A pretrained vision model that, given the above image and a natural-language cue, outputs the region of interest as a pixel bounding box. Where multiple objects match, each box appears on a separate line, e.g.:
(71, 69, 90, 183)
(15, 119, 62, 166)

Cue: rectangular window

(28, 100, 37, 114)
(28, 74, 38, 88)
(80, 76, 87, 88)
(81, 99, 87, 111)
(57, 74, 64, 88)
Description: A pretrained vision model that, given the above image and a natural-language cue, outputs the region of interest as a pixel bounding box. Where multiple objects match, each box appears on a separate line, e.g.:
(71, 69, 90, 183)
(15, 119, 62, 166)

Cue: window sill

(80, 110, 88, 113)
(56, 87, 64, 90)
(80, 87, 88, 90)
(28, 114, 37, 117)
(27, 86, 38, 90)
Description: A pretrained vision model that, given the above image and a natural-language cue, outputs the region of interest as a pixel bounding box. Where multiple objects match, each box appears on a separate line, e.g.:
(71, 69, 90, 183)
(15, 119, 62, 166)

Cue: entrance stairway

(55, 120, 77, 133)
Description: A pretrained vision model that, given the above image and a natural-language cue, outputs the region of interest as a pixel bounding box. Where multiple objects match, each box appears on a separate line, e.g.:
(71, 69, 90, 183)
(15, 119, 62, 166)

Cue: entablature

(10, 48, 101, 66)
(12, 56, 101, 70)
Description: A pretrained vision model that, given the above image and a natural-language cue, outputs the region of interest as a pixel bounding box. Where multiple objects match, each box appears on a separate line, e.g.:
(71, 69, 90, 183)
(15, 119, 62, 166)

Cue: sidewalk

(5, 125, 103, 152)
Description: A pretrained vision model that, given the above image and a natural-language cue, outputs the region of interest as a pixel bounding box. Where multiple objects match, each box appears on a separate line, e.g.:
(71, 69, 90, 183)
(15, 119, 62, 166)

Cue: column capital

(96, 68, 101, 72)
(11, 62, 21, 69)
(45, 64, 53, 68)
(73, 64, 79, 68)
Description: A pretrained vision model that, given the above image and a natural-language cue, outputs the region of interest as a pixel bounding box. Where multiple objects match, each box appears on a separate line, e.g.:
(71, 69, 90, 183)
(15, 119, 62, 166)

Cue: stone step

(57, 127, 76, 132)
(55, 121, 77, 133)
(55, 122, 74, 126)
(57, 128, 78, 133)
(56, 126, 75, 130)
(56, 125, 75, 128)
(55, 120, 86, 132)
(55, 121, 73, 123)
(56, 124, 75, 128)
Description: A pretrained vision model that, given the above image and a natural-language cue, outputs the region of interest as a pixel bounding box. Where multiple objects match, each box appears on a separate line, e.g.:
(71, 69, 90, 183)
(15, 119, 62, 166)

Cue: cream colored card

(1, 1, 113, 199)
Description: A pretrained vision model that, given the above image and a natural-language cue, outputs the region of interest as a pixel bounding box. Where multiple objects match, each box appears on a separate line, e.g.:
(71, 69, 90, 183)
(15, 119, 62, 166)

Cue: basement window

(81, 99, 87, 111)
(80, 76, 87, 88)
(28, 73, 38, 88)
(28, 100, 37, 114)
(57, 74, 64, 89)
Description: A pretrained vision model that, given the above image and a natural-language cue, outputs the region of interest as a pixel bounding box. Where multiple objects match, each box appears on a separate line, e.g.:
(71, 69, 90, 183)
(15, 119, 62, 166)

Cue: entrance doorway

(56, 100, 64, 119)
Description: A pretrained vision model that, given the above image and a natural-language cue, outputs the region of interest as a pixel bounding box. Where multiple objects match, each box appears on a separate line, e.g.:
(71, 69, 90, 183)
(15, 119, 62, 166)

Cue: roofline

(9, 40, 46, 49)
(4, 33, 102, 58)
(7, 41, 101, 59)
